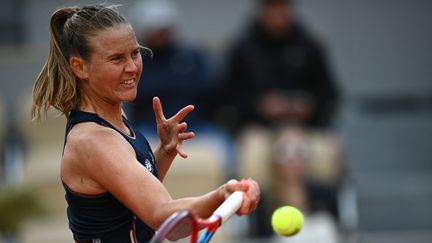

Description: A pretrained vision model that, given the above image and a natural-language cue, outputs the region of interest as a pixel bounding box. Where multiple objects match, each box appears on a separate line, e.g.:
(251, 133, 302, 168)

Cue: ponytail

(32, 8, 79, 120)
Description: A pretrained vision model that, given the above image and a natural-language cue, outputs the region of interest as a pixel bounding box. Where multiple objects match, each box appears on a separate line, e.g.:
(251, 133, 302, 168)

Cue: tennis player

(31, 5, 260, 243)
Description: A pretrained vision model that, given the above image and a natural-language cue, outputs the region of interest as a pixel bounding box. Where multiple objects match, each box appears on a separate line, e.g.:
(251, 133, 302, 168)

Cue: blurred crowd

(1, 0, 346, 242)
(126, 0, 345, 242)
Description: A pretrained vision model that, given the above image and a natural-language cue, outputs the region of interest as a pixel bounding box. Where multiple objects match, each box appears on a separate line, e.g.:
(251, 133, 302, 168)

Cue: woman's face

(80, 24, 143, 105)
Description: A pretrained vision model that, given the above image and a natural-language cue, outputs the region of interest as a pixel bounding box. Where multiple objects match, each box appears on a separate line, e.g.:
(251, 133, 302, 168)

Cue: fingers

(178, 132, 195, 140)
(153, 97, 194, 125)
(172, 104, 194, 123)
(178, 122, 188, 133)
(223, 178, 260, 215)
(176, 144, 188, 158)
(153, 97, 166, 124)
(175, 121, 195, 158)
(244, 179, 260, 211)
(154, 98, 196, 158)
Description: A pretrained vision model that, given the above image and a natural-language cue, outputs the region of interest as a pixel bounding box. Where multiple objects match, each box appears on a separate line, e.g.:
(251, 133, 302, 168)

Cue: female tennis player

(31, 4, 260, 243)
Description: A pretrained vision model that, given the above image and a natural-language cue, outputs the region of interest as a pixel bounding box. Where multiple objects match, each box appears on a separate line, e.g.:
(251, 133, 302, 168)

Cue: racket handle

(213, 191, 243, 224)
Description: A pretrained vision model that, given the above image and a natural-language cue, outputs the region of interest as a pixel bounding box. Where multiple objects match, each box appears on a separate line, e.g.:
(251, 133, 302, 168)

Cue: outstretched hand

(153, 97, 195, 158)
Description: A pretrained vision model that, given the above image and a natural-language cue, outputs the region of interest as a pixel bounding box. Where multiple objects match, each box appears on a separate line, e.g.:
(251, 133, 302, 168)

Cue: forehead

(88, 24, 138, 56)
(263, 3, 288, 13)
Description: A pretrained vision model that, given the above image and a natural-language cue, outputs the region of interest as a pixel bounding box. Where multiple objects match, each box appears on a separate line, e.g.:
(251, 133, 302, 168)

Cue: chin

(123, 96, 137, 103)
(121, 91, 138, 102)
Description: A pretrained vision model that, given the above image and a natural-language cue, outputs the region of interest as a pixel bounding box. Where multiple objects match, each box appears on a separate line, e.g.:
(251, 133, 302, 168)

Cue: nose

(125, 57, 139, 73)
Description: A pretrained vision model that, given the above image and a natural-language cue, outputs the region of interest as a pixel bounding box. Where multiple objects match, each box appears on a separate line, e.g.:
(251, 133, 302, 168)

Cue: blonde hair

(31, 5, 127, 120)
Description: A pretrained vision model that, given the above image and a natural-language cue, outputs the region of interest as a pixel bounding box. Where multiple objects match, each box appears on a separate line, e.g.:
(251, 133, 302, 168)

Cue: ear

(70, 55, 89, 80)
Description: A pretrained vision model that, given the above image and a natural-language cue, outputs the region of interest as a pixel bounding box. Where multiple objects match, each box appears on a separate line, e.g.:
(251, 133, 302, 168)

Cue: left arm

(152, 97, 195, 181)
(309, 42, 340, 127)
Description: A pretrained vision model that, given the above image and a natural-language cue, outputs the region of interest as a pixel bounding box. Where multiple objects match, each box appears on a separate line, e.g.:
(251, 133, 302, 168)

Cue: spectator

(128, 0, 219, 135)
(219, 0, 342, 237)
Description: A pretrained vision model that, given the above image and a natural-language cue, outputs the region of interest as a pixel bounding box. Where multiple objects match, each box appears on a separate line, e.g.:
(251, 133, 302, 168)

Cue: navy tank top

(63, 110, 159, 243)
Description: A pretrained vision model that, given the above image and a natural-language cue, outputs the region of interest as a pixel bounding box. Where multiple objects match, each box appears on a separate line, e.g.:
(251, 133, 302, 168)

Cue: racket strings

(166, 216, 194, 241)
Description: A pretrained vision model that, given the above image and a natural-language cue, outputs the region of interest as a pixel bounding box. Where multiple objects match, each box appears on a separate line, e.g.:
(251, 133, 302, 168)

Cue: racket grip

(213, 191, 244, 224)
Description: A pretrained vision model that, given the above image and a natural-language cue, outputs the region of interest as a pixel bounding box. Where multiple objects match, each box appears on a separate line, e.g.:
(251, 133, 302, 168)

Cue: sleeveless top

(63, 110, 159, 243)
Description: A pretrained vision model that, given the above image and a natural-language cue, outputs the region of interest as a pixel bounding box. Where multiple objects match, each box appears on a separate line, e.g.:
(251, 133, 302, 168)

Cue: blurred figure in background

(128, 0, 219, 135)
(0, 101, 26, 186)
(218, 0, 342, 239)
(127, 0, 236, 184)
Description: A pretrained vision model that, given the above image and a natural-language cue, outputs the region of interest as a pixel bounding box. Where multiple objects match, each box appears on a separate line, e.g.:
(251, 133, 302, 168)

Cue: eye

(132, 49, 141, 59)
(110, 55, 123, 63)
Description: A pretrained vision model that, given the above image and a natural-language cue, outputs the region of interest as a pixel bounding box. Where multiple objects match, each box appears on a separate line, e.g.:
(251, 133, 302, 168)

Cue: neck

(78, 94, 126, 129)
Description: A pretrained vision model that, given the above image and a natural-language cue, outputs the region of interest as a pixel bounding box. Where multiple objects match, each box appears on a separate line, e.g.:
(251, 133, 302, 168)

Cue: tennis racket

(150, 191, 244, 243)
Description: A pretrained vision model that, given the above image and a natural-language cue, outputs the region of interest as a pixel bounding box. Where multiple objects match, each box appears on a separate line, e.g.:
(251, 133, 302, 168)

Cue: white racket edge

(211, 191, 244, 224)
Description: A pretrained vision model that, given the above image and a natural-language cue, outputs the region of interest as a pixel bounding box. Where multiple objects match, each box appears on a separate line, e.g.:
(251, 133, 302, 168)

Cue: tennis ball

(271, 205, 304, 236)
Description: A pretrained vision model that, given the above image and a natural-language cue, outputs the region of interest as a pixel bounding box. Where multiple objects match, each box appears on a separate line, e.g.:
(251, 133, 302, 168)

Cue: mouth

(121, 79, 136, 87)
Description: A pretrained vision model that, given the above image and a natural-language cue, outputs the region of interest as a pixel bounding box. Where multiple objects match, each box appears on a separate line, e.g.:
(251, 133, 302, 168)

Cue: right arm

(65, 124, 259, 230)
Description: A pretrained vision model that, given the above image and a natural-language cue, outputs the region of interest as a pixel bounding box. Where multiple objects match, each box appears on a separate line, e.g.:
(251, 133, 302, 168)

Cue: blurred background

(0, 0, 431, 243)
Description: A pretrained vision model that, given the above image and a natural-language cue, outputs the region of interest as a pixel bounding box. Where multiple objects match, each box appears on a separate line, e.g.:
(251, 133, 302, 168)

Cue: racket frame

(150, 191, 244, 243)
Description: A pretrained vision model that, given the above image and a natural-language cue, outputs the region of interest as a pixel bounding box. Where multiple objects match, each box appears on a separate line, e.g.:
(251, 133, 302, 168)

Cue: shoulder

(68, 122, 122, 147)
(62, 122, 136, 193)
(292, 23, 326, 52)
(172, 43, 210, 63)
(227, 25, 261, 60)
(65, 122, 134, 169)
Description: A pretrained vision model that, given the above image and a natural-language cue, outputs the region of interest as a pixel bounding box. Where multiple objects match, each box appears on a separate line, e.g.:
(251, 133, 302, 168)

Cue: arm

(68, 127, 259, 229)
(308, 42, 340, 127)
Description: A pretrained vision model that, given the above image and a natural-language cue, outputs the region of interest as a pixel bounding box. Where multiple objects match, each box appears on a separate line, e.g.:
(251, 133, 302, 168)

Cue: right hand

(257, 91, 312, 122)
(220, 178, 261, 215)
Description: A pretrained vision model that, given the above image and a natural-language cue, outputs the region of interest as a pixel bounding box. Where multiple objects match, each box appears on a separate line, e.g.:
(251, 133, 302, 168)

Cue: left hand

(153, 97, 195, 158)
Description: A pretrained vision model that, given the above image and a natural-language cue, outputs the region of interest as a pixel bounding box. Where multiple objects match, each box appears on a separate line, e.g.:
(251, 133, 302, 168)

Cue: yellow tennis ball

(271, 205, 304, 236)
